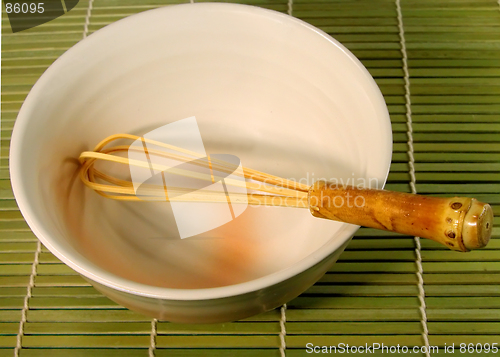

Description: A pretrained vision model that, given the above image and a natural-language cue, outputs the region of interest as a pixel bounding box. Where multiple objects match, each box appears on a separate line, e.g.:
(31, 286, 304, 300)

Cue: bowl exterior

(87, 240, 350, 323)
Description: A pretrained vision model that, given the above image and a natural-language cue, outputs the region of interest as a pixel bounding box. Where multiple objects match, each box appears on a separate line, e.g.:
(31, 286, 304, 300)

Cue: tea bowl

(10, 3, 391, 322)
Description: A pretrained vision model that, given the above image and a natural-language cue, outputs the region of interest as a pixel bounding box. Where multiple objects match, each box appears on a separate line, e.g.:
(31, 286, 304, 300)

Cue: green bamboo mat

(1, 0, 500, 356)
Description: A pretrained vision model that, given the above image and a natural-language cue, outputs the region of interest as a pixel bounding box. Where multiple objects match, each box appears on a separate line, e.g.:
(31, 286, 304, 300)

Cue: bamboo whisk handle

(308, 181, 493, 252)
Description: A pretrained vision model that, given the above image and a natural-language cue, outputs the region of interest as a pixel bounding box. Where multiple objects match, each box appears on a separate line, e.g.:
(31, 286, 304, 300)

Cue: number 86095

(5, 2, 44, 14)
(460, 343, 498, 353)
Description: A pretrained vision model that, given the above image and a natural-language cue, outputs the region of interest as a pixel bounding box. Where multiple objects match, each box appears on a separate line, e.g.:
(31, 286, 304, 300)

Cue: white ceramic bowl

(10, 3, 392, 322)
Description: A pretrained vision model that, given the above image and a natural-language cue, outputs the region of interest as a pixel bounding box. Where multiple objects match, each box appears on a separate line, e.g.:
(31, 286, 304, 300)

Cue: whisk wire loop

(79, 134, 309, 208)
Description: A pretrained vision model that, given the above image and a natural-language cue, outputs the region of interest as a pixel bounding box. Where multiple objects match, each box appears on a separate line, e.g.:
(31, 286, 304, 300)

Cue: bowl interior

(11, 4, 391, 297)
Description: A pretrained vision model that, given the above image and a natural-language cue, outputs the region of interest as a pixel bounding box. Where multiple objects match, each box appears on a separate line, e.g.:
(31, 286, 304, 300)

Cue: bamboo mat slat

(1, 0, 500, 356)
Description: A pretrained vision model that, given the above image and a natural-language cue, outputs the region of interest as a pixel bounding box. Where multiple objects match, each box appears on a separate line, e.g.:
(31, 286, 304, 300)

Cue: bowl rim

(9, 2, 392, 301)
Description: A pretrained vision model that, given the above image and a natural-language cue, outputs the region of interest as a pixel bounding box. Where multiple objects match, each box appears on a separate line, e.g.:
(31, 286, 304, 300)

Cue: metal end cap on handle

(462, 200, 494, 251)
